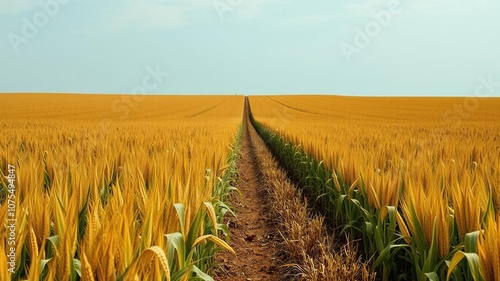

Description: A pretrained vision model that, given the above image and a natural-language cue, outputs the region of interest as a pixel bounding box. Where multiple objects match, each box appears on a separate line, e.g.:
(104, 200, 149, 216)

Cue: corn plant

(0, 95, 243, 280)
(247, 95, 500, 281)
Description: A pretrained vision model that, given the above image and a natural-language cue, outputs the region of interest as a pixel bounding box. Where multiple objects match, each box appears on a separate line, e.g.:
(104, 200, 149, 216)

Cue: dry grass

(249, 117, 375, 280)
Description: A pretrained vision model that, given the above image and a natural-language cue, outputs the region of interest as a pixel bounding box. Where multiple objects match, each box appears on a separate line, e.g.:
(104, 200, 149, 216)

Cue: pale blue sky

(0, 0, 499, 96)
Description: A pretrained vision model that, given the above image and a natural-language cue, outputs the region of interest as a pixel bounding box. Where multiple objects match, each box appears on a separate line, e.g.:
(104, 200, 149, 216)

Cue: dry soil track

(216, 102, 373, 281)
(215, 105, 280, 280)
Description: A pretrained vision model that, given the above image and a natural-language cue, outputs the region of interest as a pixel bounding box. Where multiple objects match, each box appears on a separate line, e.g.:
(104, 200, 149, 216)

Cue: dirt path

(215, 105, 279, 280)
(216, 100, 374, 280)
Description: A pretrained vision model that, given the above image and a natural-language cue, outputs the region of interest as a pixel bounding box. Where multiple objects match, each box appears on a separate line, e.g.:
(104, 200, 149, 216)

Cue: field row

(249, 96, 500, 280)
(242, 99, 375, 280)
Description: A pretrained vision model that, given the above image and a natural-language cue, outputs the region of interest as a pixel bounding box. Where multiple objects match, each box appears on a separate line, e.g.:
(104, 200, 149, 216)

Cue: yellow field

(249, 95, 500, 279)
(2, 94, 499, 280)
(0, 94, 243, 280)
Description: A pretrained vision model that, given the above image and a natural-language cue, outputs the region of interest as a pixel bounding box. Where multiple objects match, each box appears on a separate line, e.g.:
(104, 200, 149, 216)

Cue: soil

(215, 109, 280, 281)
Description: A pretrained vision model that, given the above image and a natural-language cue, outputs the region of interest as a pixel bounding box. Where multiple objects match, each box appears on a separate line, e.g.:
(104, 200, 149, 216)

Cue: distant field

(250, 96, 500, 198)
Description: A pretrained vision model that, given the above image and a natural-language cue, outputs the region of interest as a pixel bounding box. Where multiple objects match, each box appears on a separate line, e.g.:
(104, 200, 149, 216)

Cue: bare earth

(215, 112, 280, 281)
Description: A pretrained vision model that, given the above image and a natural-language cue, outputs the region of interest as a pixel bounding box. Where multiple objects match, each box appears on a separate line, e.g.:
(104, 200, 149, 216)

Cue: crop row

(249, 100, 497, 281)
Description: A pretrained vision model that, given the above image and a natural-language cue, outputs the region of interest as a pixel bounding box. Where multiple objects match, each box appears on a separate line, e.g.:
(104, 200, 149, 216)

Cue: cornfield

(2, 94, 500, 280)
(249, 95, 500, 280)
(0, 94, 243, 280)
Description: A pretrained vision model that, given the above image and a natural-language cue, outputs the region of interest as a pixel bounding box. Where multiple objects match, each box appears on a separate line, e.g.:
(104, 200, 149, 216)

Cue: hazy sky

(0, 0, 499, 96)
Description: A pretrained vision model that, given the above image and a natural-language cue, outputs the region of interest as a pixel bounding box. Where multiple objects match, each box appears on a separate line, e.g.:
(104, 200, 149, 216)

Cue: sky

(0, 0, 499, 96)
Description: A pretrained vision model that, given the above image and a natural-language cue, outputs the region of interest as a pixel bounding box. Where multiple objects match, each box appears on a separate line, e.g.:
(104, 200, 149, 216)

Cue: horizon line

(0, 92, 497, 98)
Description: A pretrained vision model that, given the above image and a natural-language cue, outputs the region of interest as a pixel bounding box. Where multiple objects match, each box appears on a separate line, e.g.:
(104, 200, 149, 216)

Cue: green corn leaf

(372, 244, 409, 268)
(165, 232, 187, 270)
(422, 219, 439, 274)
(174, 203, 186, 237)
(446, 251, 482, 281)
(77, 190, 90, 242)
(191, 265, 215, 281)
(424, 272, 439, 281)
(465, 231, 481, 253)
